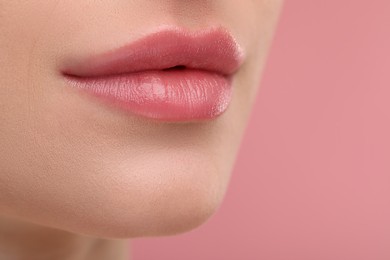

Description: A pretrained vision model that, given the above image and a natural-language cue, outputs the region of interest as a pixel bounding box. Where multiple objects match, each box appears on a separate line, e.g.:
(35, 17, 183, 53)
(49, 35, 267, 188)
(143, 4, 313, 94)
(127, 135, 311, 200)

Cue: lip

(61, 27, 244, 122)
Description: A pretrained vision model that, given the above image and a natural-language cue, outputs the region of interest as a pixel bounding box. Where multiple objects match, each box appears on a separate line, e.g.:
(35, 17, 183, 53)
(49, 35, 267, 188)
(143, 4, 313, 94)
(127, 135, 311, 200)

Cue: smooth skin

(0, 1, 284, 259)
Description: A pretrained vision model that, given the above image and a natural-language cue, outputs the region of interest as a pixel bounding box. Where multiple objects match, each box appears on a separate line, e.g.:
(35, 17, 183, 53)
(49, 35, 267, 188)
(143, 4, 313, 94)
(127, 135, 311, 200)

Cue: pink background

(133, 1, 390, 259)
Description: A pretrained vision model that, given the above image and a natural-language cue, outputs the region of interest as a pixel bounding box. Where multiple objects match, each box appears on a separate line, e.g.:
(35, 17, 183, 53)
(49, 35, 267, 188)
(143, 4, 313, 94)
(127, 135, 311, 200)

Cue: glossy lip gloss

(61, 27, 245, 122)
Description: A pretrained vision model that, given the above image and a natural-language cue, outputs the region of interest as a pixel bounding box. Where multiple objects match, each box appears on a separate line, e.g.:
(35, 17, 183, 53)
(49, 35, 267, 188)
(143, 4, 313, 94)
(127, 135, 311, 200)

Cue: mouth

(61, 26, 245, 122)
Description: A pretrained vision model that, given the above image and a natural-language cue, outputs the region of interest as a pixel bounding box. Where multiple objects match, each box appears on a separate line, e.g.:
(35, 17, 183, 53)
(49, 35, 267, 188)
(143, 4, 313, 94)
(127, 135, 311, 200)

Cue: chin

(88, 187, 223, 240)
(14, 150, 231, 240)
(64, 176, 225, 239)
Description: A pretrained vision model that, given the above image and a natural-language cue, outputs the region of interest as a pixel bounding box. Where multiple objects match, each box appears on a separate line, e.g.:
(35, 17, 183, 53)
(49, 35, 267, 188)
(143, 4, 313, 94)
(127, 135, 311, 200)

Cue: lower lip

(64, 69, 233, 121)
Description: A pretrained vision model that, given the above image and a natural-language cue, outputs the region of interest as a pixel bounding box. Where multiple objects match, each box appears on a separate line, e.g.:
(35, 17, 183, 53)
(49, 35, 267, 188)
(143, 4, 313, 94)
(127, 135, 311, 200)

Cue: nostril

(163, 65, 186, 71)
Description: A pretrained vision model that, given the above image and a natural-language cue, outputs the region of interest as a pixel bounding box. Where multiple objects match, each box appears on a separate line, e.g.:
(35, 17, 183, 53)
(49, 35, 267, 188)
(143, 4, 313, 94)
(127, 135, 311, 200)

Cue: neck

(0, 216, 130, 260)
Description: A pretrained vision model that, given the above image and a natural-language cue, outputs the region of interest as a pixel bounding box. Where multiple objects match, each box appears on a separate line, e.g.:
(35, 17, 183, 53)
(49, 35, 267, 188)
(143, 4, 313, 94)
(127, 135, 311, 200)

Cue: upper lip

(62, 26, 245, 78)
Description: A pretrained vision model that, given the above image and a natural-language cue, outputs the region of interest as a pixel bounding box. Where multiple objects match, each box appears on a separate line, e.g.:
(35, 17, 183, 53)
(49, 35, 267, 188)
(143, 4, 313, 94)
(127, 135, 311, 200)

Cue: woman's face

(0, 1, 283, 238)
